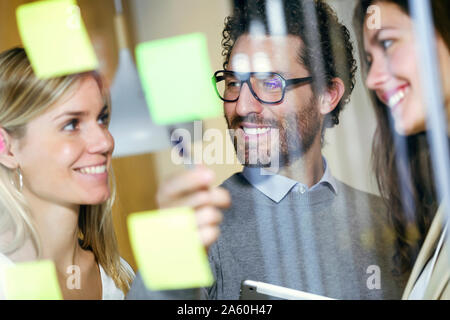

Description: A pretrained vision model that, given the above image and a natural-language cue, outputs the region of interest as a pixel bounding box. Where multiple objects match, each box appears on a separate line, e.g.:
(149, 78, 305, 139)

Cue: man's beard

(226, 96, 322, 168)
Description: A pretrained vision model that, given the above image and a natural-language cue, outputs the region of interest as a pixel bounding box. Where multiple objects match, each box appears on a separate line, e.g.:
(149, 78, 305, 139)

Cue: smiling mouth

(242, 126, 271, 135)
(75, 165, 107, 175)
(386, 86, 409, 110)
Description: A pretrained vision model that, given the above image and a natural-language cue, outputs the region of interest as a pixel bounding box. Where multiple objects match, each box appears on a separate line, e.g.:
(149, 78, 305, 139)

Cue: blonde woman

(0, 48, 228, 300)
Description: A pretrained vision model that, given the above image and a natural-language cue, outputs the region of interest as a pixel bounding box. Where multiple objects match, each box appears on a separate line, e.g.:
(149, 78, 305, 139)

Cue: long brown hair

(0, 47, 133, 294)
(353, 0, 450, 275)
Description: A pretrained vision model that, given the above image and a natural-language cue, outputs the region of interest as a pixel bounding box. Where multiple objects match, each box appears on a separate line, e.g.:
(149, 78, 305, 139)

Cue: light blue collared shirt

(242, 157, 337, 203)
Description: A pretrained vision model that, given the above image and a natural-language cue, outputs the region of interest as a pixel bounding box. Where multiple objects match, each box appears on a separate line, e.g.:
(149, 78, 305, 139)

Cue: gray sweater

(127, 173, 408, 300)
(204, 173, 408, 299)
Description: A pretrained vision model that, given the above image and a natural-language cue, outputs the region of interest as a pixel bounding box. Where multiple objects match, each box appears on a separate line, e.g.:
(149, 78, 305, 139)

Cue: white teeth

(388, 89, 406, 108)
(78, 165, 106, 175)
(243, 127, 270, 135)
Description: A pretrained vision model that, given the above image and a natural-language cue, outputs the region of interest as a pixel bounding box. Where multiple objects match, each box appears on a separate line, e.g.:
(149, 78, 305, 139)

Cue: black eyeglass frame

(212, 70, 313, 104)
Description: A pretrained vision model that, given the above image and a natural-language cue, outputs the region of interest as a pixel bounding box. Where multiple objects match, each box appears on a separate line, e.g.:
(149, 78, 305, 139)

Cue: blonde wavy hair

(0, 47, 133, 294)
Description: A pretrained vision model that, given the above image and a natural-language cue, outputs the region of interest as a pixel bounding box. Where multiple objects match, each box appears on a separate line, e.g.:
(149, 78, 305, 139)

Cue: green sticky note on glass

(4, 260, 63, 300)
(135, 33, 222, 125)
(128, 207, 213, 290)
(16, 0, 99, 79)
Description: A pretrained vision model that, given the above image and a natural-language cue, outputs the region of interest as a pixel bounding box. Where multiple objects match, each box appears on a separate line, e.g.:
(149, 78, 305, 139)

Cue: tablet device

(239, 280, 335, 300)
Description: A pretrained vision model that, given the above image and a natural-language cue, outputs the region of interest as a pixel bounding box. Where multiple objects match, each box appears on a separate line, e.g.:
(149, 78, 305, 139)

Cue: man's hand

(156, 166, 231, 251)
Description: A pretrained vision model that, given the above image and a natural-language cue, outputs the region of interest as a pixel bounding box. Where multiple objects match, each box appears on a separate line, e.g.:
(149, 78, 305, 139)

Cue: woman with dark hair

(353, 0, 449, 299)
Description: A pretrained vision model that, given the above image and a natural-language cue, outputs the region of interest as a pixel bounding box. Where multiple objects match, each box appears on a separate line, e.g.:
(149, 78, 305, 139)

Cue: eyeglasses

(212, 70, 313, 104)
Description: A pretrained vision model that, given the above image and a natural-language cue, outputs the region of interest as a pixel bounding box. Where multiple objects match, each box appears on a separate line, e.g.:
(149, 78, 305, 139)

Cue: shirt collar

(242, 157, 338, 203)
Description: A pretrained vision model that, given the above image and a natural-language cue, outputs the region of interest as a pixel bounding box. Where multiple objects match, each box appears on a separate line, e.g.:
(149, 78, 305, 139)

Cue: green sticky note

(16, 0, 99, 79)
(135, 33, 222, 125)
(127, 207, 213, 290)
(4, 260, 63, 300)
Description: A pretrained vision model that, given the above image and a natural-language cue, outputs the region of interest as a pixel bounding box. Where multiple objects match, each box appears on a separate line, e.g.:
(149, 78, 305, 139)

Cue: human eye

(62, 119, 79, 132)
(98, 111, 110, 126)
(258, 73, 282, 90)
(379, 39, 394, 51)
(365, 55, 373, 68)
(263, 78, 282, 90)
(226, 79, 241, 89)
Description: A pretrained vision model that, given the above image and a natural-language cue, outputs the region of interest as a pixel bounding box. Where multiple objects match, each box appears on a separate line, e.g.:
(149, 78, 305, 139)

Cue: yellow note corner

(4, 260, 63, 300)
(127, 207, 213, 291)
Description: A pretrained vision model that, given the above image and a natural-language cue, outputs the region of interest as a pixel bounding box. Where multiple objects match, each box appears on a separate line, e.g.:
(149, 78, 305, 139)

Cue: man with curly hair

(204, 0, 407, 300)
(127, 0, 407, 300)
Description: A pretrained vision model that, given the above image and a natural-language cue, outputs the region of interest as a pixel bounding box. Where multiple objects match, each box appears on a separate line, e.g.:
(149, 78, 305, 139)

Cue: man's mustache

(228, 114, 279, 129)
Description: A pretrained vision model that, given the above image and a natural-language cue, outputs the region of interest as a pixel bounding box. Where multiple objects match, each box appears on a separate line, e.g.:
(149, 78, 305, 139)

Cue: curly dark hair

(221, 0, 357, 130)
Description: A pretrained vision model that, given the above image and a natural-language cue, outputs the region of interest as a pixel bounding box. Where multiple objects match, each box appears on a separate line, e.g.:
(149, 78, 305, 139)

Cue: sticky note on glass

(16, 0, 99, 79)
(127, 207, 213, 290)
(135, 33, 222, 125)
(3, 260, 63, 300)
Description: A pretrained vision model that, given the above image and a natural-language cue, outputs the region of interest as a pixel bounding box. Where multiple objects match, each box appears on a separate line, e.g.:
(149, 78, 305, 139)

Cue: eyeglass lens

(215, 71, 284, 103)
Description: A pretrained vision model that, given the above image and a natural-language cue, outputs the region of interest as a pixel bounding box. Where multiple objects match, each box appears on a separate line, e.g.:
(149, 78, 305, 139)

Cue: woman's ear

(0, 128, 19, 170)
(318, 77, 345, 116)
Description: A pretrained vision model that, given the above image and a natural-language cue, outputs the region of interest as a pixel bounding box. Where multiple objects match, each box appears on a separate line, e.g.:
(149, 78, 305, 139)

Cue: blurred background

(0, 0, 378, 271)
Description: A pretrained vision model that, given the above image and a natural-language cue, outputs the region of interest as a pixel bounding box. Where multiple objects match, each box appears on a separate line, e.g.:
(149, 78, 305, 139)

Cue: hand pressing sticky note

(127, 207, 213, 290)
(16, 0, 98, 79)
(3, 260, 63, 300)
(135, 33, 222, 125)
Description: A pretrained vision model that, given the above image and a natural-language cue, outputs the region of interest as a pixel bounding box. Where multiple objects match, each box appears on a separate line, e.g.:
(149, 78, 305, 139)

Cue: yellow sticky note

(128, 207, 214, 290)
(135, 33, 222, 125)
(3, 260, 63, 300)
(16, 0, 99, 79)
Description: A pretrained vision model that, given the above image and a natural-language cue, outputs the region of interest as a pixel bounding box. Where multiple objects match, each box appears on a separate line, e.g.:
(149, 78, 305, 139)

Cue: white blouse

(101, 258, 135, 300)
(0, 252, 135, 300)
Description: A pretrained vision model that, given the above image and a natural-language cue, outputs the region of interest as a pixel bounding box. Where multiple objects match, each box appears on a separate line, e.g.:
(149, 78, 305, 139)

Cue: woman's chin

(80, 191, 111, 206)
(394, 118, 426, 137)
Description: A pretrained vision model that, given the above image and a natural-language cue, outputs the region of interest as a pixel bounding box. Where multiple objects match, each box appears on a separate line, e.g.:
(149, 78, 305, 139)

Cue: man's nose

(235, 82, 264, 116)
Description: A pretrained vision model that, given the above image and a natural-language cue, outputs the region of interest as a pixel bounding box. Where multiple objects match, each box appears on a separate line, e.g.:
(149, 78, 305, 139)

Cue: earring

(19, 169, 23, 190)
(15, 167, 23, 191)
